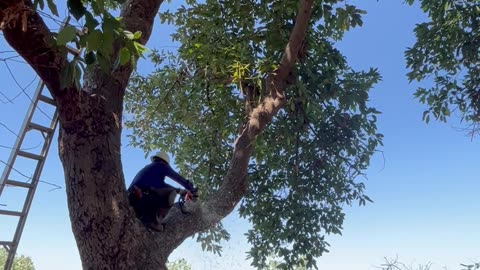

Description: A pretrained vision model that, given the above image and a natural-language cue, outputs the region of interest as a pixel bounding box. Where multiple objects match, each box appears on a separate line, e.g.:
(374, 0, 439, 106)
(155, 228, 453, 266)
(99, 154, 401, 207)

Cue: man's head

(150, 151, 170, 164)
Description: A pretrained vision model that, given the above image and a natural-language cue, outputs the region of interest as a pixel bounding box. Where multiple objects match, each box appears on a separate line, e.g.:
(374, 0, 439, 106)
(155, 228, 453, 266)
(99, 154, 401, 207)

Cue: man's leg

(150, 187, 177, 222)
(127, 190, 162, 231)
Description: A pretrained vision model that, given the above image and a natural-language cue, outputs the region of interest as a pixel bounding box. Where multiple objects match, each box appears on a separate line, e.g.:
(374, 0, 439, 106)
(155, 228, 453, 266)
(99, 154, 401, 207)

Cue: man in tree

(128, 151, 197, 231)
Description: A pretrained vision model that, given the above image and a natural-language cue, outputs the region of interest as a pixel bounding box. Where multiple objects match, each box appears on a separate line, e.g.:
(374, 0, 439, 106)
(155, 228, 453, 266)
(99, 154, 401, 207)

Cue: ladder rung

(0, 209, 24, 217)
(28, 122, 54, 134)
(0, 241, 13, 247)
(6, 179, 33, 188)
(17, 150, 44, 161)
(38, 95, 56, 106)
(66, 45, 81, 55)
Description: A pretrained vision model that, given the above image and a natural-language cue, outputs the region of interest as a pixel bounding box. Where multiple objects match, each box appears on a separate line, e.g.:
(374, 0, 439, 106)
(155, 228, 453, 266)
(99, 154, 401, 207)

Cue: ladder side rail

(6, 109, 59, 269)
(3, 17, 74, 270)
(0, 82, 45, 196)
(3, 87, 58, 270)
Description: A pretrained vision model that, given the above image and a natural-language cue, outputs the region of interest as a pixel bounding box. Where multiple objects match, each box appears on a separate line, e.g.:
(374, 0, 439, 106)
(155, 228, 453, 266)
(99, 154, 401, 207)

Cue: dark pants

(129, 187, 177, 224)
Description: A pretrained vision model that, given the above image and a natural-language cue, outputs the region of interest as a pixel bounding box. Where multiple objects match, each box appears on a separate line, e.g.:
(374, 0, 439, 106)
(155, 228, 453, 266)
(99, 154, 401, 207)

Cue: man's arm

(165, 166, 195, 191)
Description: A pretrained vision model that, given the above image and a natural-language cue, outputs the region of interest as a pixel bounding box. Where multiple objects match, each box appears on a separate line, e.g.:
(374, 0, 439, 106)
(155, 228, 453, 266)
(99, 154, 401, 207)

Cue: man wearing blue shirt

(128, 151, 196, 231)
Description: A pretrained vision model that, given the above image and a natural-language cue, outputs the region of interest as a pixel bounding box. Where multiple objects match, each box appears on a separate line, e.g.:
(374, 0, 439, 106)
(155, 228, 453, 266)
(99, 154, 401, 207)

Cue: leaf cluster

(406, 0, 480, 126)
(33, 0, 148, 89)
(166, 258, 192, 270)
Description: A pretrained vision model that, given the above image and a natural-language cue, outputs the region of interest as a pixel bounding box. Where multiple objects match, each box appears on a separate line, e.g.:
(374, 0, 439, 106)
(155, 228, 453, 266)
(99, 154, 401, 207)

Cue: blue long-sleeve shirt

(129, 161, 194, 191)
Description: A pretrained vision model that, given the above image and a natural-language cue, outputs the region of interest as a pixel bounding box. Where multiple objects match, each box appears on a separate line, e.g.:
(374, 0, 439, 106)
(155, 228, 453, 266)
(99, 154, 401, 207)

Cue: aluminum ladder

(0, 80, 59, 270)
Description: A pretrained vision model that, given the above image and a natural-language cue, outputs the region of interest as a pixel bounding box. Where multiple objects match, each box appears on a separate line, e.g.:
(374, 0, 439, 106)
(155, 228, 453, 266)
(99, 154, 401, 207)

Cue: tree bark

(0, 0, 313, 268)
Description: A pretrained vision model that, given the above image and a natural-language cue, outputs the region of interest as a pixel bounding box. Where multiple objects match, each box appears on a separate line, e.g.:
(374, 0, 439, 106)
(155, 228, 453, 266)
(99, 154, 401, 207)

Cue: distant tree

(378, 257, 432, 270)
(265, 257, 309, 270)
(0, 248, 35, 270)
(378, 256, 480, 270)
(405, 0, 480, 134)
(166, 258, 191, 270)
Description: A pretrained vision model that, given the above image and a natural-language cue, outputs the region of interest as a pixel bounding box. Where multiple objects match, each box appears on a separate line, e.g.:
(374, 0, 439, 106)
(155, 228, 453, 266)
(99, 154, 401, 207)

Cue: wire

(0, 142, 43, 151)
(0, 89, 14, 103)
(0, 159, 62, 191)
(0, 122, 19, 137)
(0, 76, 37, 104)
(3, 62, 52, 120)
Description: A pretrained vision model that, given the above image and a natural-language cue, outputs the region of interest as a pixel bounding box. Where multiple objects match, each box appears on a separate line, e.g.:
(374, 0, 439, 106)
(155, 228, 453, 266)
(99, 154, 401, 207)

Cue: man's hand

(177, 189, 189, 196)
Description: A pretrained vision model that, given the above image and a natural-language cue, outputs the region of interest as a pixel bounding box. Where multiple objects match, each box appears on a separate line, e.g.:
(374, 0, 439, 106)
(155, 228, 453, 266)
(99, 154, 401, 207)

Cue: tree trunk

(55, 69, 170, 269)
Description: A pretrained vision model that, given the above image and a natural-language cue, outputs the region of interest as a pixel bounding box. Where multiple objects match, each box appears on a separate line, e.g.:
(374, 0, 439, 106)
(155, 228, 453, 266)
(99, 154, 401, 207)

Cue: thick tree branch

(121, 0, 163, 46)
(0, 0, 165, 99)
(80, 0, 165, 99)
(276, 0, 313, 81)
(208, 0, 313, 224)
(161, 0, 315, 245)
(1, 0, 67, 96)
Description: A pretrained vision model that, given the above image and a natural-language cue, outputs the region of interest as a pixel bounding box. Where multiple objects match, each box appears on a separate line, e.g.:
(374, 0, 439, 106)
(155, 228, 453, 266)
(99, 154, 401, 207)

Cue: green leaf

(46, 0, 58, 16)
(443, 107, 450, 116)
(85, 12, 99, 31)
(123, 30, 135, 40)
(133, 41, 149, 57)
(91, 0, 105, 14)
(119, 47, 131, 65)
(60, 61, 74, 89)
(364, 195, 374, 203)
(67, 0, 86, 20)
(86, 30, 102, 51)
(33, 0, 45, 10)
(133, 31, 142, 40)
(57, 26, 77, 45)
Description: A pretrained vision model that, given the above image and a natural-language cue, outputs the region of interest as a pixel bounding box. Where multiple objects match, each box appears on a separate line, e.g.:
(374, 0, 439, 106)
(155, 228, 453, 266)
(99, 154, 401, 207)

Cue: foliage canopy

(124, 0, 383, 268)
(406, 0, 480, 131)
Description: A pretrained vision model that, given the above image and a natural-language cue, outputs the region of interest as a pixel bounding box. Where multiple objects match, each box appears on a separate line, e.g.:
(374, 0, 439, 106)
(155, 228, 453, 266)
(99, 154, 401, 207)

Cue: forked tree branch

(1, 0, 164, 97)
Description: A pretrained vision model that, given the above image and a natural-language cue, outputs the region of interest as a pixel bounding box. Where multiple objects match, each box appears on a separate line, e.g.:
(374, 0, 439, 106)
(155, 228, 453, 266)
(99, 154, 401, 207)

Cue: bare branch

(275, 0, 314, 83)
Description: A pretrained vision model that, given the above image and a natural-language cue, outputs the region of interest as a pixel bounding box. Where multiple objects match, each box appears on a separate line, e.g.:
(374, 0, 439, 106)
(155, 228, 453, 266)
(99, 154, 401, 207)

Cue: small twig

(148, 77, 181, 117)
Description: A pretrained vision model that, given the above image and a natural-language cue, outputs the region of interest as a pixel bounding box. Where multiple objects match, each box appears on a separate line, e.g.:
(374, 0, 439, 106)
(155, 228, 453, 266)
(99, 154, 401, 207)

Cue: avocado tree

(406, 0, 480, 134)
(0, 0, 382, 269)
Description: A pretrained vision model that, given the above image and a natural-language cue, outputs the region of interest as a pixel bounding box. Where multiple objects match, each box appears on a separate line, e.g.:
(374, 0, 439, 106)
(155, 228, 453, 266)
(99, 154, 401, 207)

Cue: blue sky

(1, 1, 479, 269)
